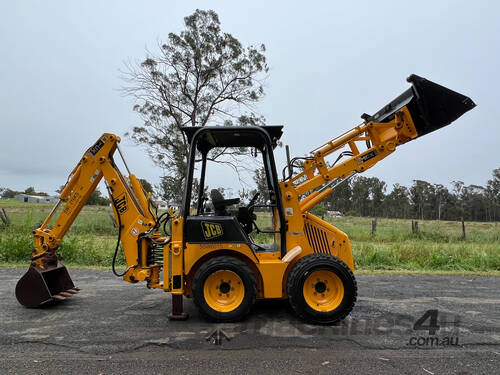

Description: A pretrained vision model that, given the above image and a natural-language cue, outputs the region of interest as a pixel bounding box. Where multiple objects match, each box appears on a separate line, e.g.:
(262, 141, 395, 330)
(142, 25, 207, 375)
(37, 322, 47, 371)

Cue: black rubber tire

(287, 253, 357, 324)
(193, 256, 257, 322)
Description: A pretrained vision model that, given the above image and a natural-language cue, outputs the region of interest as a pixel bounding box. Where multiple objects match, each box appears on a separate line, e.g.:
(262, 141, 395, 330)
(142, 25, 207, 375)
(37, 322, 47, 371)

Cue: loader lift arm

(286, 74, 476, 211)
(289, 106, 417, 210)
(16, 133, 163, 307)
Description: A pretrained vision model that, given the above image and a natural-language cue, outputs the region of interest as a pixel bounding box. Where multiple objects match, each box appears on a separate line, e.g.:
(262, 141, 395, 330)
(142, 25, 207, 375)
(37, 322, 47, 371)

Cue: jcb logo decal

(201, 221, 223, 239)
(113, 193, 128, 214)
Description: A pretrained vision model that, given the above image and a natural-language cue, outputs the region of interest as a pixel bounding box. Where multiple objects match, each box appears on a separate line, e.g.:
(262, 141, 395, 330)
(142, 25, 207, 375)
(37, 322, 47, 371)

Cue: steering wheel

(236, 192, 260, 234)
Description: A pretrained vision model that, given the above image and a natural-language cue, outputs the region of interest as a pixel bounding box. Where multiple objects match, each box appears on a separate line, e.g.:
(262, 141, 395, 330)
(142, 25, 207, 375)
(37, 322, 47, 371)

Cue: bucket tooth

(53, 295, 67, 301)
(66, 288, 79, 294)
(59, 292, 73, 297)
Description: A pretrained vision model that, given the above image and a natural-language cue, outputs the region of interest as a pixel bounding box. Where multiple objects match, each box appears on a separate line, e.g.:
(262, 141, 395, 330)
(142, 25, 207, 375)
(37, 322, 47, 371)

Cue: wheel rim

(303, 270, 344, 312)
(203, 270, 245, 312)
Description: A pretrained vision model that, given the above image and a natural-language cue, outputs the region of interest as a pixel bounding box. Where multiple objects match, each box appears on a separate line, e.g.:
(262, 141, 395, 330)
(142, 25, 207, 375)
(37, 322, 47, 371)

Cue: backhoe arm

(16, 133, 160, 307)
(32, 133, 155, 265)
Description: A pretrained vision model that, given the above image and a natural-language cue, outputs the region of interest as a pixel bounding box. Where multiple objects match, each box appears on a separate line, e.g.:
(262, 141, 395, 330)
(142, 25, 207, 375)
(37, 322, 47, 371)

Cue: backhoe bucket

(15, 262, 79, 308)
(367, 74, 476, 136)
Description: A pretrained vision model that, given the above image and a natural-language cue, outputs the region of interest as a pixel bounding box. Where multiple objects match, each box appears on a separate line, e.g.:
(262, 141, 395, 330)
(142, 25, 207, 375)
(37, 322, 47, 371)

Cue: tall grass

(0, 200, 498, 271)
(328, 216, 500, 271)
(0, 203, 123, 265)
(353, 241, 500, 271)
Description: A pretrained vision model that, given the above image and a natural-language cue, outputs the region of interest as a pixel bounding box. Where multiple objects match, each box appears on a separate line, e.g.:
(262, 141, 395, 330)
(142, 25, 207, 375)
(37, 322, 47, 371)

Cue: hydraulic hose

(106, 185, 128, 277)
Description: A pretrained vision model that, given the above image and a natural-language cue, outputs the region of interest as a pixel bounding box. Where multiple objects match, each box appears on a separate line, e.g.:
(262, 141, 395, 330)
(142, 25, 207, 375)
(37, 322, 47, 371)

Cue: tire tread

(193, 256, 257, 322)
(287, 254, 357, 324)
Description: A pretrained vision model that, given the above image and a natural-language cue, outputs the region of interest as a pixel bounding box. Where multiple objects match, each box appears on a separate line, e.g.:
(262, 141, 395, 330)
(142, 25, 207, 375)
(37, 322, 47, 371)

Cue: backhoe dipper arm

(287, 74, 476, 211)
(31, 133, 156, 280)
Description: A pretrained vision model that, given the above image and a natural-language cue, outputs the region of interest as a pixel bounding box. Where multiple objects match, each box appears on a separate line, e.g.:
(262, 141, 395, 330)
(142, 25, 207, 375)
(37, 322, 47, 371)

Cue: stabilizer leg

(168, 294, 189, 320)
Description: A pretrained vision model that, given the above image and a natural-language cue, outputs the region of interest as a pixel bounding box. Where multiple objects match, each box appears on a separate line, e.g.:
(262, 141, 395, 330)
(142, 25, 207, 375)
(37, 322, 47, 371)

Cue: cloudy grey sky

(0, 0, 498, 195)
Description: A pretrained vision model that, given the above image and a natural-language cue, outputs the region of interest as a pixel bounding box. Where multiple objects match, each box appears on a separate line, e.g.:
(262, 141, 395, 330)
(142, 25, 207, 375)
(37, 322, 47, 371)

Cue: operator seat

(210, 189, 240, 216)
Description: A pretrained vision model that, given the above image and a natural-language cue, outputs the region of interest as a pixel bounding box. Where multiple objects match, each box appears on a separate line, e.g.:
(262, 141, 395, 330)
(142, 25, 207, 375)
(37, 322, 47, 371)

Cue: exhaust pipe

(365, 74, 476, 137)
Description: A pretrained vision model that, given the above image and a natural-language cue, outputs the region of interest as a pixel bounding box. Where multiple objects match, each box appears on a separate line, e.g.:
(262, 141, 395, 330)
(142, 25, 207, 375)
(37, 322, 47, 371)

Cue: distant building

(15, 194, 59, 204)
(155, 200, 168, 208)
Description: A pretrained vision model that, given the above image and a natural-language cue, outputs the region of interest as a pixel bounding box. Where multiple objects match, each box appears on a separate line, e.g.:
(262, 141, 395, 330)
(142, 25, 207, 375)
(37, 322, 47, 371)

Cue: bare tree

(121, 9, 268, 203)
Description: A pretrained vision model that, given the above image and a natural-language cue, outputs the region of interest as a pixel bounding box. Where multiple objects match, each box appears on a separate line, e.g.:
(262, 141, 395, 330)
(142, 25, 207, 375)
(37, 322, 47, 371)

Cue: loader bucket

(15, 262, 79, 308)
(366, 74, 476, 136)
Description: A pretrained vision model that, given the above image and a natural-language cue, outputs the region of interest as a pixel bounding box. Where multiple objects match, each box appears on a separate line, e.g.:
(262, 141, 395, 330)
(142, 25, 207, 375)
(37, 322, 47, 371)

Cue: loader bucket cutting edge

(15, 262, 79, 308)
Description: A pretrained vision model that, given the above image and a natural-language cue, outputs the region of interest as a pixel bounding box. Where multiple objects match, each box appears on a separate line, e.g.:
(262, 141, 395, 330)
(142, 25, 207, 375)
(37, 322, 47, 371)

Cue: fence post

(371, 218, 377, 235)
(461, 217, 466, 240)
(412, 220, 419, 234)
(0, 208, 9, 225)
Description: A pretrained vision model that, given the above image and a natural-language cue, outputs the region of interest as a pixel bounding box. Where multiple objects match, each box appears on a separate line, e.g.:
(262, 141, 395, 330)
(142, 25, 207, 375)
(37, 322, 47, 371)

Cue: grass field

(0, 200, 499, 273)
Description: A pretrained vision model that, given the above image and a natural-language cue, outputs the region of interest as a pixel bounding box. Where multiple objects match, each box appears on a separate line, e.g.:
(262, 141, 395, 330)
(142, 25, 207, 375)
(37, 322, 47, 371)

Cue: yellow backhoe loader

(15, 75, 475, 323)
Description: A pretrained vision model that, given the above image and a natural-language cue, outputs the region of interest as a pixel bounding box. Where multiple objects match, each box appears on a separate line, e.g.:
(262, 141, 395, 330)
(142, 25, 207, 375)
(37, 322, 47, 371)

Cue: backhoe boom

(15, 133, 162, 307)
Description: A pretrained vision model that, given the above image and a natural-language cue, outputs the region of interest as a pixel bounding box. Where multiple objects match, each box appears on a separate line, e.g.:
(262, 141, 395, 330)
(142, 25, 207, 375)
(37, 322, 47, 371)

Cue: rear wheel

(193, 256, 257, 322)
(287, 254, 357, 324)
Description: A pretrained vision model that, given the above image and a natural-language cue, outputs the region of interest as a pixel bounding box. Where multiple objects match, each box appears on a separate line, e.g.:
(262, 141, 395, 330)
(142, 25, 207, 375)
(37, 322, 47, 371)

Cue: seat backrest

(210, 189, 225, 208)
(210, 189, 227, 215)
(210, 189, 240, 216)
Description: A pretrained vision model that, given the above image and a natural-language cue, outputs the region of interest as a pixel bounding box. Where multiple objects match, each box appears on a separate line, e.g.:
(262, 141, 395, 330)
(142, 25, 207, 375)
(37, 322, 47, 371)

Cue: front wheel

(287, 254, 357, 324)
(193, 256, 257, 322)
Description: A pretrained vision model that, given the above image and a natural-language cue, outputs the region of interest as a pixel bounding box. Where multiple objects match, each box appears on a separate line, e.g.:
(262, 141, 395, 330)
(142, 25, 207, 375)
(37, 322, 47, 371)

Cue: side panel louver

(301, 212, 354, 271)
(304, 222, 331, 254)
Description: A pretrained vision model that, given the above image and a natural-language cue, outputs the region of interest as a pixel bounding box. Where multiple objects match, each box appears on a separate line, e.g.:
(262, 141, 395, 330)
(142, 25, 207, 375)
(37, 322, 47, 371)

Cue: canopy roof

(182, 126, 283, 152)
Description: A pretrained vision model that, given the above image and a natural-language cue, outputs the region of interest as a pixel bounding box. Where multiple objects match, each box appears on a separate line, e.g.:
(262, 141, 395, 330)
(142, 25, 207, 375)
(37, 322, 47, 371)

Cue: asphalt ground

(0, 268, 498, 374)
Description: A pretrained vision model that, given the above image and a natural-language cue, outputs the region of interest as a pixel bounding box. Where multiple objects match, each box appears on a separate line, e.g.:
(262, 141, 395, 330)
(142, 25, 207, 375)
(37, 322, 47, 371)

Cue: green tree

(460, 184, 489, 221)
(383, 184, 410, 218)
(139, 178, 154, 196)
(123, 9, 268, 204)
(311, 204, 327, 217)
(486, 168, 500, 221)
(367, 177, 386, 217)
(191, 177, 208, 209)
(86, 189, 109, 206)
(253, 167, 269, 202)
(351, 176, 371, 216)
(22, 187, 48, 197)
(451, 180, 469, 220)
(434, 184, 457, 221)
(1, 189, 20, 199)
(409, 180, 434, 220)
(324, 179, 352, 214)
